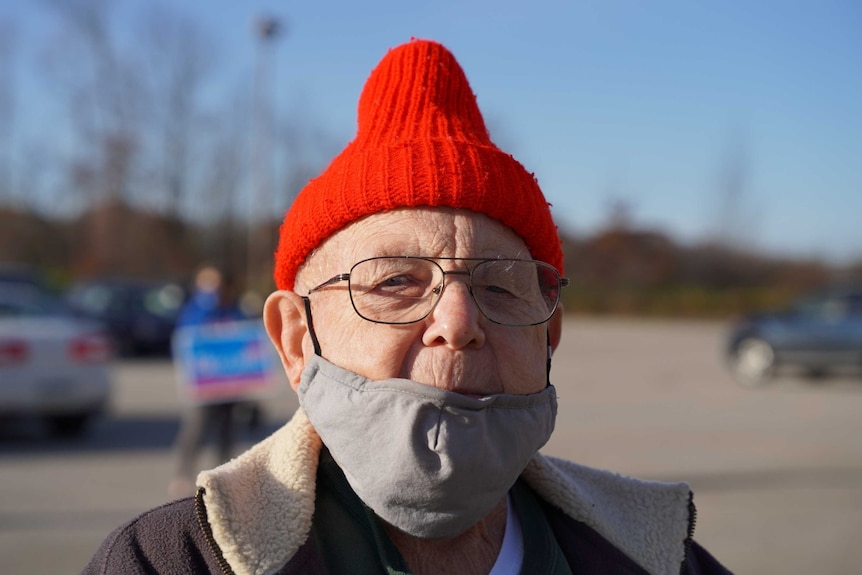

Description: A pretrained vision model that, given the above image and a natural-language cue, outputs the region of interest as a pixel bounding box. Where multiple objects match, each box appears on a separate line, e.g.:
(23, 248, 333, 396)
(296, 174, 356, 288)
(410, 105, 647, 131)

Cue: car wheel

(730, 337, 776, 387)
(46, 413, 91, 438)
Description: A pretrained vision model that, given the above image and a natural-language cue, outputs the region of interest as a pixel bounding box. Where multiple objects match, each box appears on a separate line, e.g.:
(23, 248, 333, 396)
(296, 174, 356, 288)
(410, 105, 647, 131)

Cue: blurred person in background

(84, 39, 729, 574)
(167, 265, 259, 499)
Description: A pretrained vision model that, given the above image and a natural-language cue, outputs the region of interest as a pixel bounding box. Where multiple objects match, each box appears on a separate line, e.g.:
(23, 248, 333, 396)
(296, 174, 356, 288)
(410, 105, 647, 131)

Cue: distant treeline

(2, 201, 860, 318)
(6, 3, 857, 318)
(561, 227, 861, 317)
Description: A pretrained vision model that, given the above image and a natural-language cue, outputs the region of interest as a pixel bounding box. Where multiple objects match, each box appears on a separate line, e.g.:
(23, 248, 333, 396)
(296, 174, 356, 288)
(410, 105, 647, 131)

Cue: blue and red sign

(172, 320, 286, 404)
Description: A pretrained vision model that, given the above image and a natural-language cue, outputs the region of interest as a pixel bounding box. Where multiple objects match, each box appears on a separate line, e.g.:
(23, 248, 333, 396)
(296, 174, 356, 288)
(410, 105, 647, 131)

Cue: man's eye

(485, 284, 515, 296)
(374, 275, 427, 296)
(379, 275, 412, 288)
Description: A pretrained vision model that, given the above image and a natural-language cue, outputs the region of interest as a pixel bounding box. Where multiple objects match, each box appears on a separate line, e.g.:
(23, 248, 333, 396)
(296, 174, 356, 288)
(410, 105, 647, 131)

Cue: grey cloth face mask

(297, 354, 557, 539)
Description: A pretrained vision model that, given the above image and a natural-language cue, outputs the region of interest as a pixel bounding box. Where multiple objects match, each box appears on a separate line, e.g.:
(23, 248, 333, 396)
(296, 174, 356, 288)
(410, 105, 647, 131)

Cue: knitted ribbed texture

(274, 38, 563, 290)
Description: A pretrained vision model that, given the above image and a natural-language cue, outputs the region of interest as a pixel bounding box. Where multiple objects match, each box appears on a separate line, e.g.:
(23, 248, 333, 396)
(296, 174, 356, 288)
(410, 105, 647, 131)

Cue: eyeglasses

(306, 256, 569, 326)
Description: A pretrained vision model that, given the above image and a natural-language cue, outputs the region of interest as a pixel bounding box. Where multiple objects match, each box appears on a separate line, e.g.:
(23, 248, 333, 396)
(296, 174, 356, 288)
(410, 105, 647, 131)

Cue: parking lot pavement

(1, 318, 860, 574)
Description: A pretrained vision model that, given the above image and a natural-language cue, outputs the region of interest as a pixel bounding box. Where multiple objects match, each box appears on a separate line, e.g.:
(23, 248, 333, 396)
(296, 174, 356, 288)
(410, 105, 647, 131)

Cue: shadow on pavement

(0, 413, 290, 456)
(657, 466, 862, 492)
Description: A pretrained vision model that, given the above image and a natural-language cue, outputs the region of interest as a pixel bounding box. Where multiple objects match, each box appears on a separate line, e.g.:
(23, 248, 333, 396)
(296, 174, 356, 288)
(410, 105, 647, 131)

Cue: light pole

(247, 15, 283, 305)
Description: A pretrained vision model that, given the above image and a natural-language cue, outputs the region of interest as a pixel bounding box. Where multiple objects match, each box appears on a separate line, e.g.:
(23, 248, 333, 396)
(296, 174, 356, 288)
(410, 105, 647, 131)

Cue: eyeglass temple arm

(302, 297, 323, 356)
(308, 273, 351, 295)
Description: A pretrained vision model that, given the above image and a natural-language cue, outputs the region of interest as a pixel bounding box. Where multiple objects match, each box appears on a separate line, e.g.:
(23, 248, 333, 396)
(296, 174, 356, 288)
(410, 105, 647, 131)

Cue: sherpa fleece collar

(198, 409, 693, 575)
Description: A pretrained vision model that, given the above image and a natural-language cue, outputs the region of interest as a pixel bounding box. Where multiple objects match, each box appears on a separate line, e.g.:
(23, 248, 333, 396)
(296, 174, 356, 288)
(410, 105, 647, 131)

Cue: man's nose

(421, 278, 486, 349)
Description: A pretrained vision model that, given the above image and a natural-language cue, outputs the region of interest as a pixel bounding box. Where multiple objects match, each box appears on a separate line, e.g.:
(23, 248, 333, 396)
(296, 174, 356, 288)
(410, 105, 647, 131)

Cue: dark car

(725, 288, 862, 386)
(0, 263, 50, 290)
(65, 278, 186, 356)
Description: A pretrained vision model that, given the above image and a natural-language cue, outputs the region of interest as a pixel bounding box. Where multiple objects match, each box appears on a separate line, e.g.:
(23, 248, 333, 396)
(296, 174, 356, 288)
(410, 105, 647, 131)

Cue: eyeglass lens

(347, 258, 561, 326)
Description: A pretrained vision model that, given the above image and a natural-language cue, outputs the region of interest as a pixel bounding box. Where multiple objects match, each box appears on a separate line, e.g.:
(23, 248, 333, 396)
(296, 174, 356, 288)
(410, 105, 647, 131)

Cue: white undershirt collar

(488, 493, 524, 575)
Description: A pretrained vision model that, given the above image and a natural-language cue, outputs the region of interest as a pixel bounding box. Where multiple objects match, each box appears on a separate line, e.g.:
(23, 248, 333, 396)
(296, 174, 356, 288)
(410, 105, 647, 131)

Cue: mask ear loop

(302, 297, 323, 356)
(546, 328, 552, 387)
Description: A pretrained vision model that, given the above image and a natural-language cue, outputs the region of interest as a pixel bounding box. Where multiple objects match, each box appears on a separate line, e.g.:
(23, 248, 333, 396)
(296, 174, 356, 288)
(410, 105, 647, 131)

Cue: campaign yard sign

(172, 320, 286, 404)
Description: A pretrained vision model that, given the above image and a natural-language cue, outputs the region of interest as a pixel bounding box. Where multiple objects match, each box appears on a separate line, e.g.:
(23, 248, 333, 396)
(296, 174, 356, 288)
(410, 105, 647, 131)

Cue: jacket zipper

(679, 490, 697, 574)
(194, 487, 237, 575)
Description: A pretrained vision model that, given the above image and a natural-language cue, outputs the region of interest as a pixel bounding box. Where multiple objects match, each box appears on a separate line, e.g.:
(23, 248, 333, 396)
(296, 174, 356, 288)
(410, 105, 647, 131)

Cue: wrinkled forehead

(297, 207, 531, 288)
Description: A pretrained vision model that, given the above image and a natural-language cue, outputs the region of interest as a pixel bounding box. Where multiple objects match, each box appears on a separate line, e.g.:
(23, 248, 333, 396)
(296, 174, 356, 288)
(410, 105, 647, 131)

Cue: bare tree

(198, 88, 251, 276)
(41, 0, 144, 203)
(710, 126, 761, 252)
(136, 4, 215, 216)
(19, 1, 337, 282)
(604, 197, 635, 232)
(38, 0, 145, 274)
(0, 19, 16, 205)
(275, 110, 342, 215)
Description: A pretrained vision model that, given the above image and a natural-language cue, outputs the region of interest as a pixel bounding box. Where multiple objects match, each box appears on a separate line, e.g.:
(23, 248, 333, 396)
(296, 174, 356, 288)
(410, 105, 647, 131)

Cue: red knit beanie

(274, 38, 563, 290)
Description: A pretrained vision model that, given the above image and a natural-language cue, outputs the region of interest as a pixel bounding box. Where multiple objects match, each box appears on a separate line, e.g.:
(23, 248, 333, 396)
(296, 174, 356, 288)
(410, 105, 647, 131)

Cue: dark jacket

(83, 410, 731, 575)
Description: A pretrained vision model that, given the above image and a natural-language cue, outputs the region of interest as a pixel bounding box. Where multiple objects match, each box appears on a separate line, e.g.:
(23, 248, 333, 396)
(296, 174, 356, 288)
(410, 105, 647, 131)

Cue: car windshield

(66, 281, 185, 319)
(142, 284, 185, 318)
(794, 296, 831, 317)
(793, 291, 862, 321)
(0, 283, 70, 318)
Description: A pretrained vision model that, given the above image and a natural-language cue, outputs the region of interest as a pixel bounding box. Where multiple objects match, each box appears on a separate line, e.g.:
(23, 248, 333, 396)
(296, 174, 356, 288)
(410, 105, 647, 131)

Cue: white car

(0, 281, 113, 437)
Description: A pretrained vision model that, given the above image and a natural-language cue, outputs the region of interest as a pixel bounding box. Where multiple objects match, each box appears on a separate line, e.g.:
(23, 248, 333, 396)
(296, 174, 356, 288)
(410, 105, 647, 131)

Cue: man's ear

(548, 304, 564, 353)
(263, 290, 309, 391)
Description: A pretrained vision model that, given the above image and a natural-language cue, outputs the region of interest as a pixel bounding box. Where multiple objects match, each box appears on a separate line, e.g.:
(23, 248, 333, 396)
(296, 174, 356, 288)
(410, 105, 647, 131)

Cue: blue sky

(6, 0, 862, 263)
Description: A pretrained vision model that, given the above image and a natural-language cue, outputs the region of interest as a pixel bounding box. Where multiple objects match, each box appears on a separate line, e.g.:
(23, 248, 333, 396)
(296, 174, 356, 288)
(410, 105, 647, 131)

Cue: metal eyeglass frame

(302, 256, 569, 328)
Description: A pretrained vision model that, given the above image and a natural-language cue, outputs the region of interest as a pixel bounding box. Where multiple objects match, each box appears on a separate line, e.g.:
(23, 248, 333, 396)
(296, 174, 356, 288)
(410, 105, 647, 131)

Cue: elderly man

(84, 39, 729, 575)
